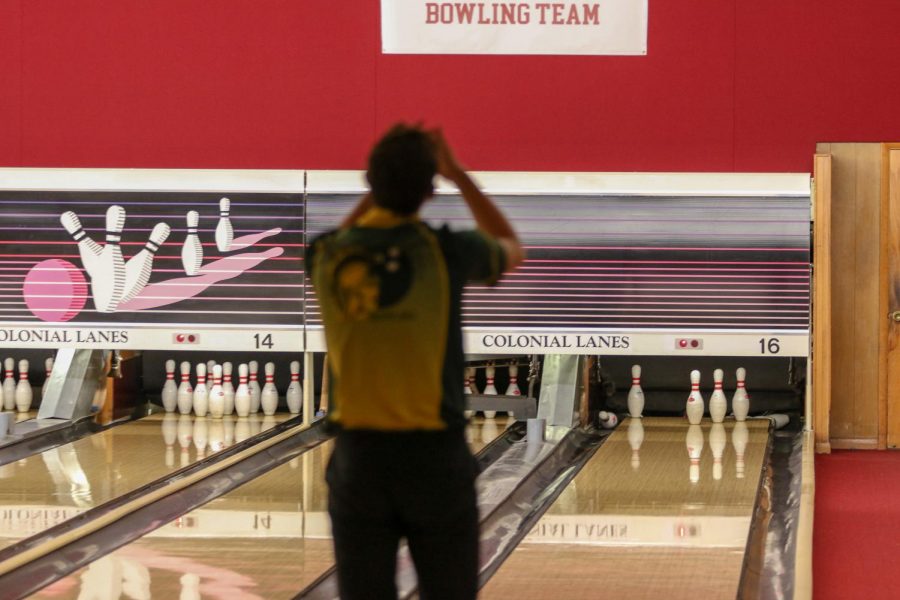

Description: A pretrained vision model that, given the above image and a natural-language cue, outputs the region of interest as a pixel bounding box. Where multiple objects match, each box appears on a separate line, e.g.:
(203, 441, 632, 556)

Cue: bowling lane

(30, 417, 513, 599)
(0, 413, 292, 552)
(479, 417, 770, 600)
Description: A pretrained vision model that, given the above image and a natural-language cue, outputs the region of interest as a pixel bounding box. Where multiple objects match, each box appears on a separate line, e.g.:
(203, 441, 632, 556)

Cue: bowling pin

(176, 361, 193, 415)
(193, 363, 208, 417)
(2, 358, 15, 411)
(234, 363, 251, 417)
(733, 421, 749, 478)
(60, 211, 102, 275)
(162, 413, 177, 468)
(261, 362, 278, 415)
(710, 423, 726, 481)
(208, 364, 225, 419)
(286, 360, 302, 414)
(161, 359, 178, 413)
(15, 359, 32, 413)
(732, 367, 750, 421)
(628, 418, 644, 470)
(248, 360, 261, 413)
(121, 222, 170, 303)
(181, 210, 203, 276)
(709, 368, 727, 423)
(43, 357, 54, 401)
(505, 363, 521, 395)
(627, 364, 644, 418)
(92, 205, 127, 313)
(598, 410, 618, 429)
(215, 197, 234, 252)
(222, 362, 235, 416)
(463, 366, 476, 419)
(686, 424, 704, 484)
(483, 364, 497, 419)
(685, 370, 705, 425)
(206, 360, 216, 379)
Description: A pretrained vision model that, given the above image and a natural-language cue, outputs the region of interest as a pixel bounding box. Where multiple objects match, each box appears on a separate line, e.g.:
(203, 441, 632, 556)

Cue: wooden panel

(853, 145, 883, 440)
(813, 154, 832, 453)
(818, 143, 882, 444)
(887, 149, 900, 447)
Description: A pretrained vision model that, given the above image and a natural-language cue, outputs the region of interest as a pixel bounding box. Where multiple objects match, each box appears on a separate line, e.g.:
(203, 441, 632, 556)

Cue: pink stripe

(506, 273, 809, 280)
(470, 282, 809, 289)
(518, 266, 810, 273)
(463, 299, 808, 307)
(524, 245, 808, 252)
(524, 259, 810, 265)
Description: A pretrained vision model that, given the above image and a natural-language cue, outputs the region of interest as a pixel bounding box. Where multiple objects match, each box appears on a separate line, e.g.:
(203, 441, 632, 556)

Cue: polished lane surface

(480, 417, 770, 600)
(0, 413, 292, 552)
(31, 417, 513, 599)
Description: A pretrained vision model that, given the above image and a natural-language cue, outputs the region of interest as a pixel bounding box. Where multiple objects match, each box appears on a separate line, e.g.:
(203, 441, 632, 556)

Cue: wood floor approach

(7, 416, 770, 598)
(23, 417, 512, 599)
(481, 418, 770, 600)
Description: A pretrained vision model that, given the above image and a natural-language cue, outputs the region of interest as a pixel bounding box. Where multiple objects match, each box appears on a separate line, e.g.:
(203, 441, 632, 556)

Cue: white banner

(381, 0, 648, 55)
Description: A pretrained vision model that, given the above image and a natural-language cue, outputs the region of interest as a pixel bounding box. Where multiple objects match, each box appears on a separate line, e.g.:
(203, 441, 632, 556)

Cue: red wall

(1, 1, 899, 173)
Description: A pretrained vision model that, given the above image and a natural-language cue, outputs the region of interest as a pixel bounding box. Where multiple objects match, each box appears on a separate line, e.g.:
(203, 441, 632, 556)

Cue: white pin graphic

(627, 364, 644, 418)
(248, 360, 261, 413)
(14, 359, 32, 413)
(208, 364, 225, 419)
(122, 222, 170, 303)
(193, 363, 208, 418)
(161, 359, 178, 413)
(222, 362, 235, 416)
(181, 210, 203, 276)
(709, 368, 727, 423)
(234, 363, 251, 417)
(483, 363, 497, 419)
(91, 206, 127, 313)
(732, 367, 750, 421)
(286, 361, 302, 415)
(43, 357, 54, 402)
(505, 363, 521, 396)
(60, 211, 102, 276)
(463, 366, 475, 419)
(215, 197, 233, 252)
(3, 358, 16, 411)
(176, 360, 193, 415)
(685, 370, 704, 425)
(260, 362, 278, 416)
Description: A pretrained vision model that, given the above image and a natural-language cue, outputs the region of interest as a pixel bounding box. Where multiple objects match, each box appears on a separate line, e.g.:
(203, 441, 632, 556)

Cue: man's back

(308, 206, 504, 432)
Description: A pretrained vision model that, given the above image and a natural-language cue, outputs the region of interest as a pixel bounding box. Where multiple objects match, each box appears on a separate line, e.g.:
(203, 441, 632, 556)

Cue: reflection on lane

(31, 417, 514, 600)
(0, 413, 291, 552)
(480, 417, 770, 600)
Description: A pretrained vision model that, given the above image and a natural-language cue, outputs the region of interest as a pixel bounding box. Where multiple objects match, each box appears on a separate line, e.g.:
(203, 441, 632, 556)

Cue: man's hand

(427, 128, 465, 184)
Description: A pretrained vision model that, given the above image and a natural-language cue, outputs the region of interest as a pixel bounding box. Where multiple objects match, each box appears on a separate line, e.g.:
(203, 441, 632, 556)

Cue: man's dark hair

(366, 124, 437, 216)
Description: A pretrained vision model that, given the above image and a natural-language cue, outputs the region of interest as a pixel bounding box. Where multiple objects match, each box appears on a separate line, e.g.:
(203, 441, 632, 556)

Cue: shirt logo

(332, 245, 413, 320)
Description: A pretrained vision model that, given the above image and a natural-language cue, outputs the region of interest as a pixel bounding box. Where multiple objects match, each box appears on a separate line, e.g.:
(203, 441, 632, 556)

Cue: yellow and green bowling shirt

(306, 207, 505, 432)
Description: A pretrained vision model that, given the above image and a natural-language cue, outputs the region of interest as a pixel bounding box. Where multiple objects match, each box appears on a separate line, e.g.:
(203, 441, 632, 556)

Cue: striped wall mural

(0, 170, 810, 353)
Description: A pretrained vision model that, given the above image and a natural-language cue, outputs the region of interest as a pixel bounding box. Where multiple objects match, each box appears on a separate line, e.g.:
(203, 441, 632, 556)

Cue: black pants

(326, 429, 479, 600)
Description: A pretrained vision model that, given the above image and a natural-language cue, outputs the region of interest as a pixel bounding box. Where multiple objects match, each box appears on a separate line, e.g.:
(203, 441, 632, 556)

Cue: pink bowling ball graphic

(23, 259, 88, 321)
